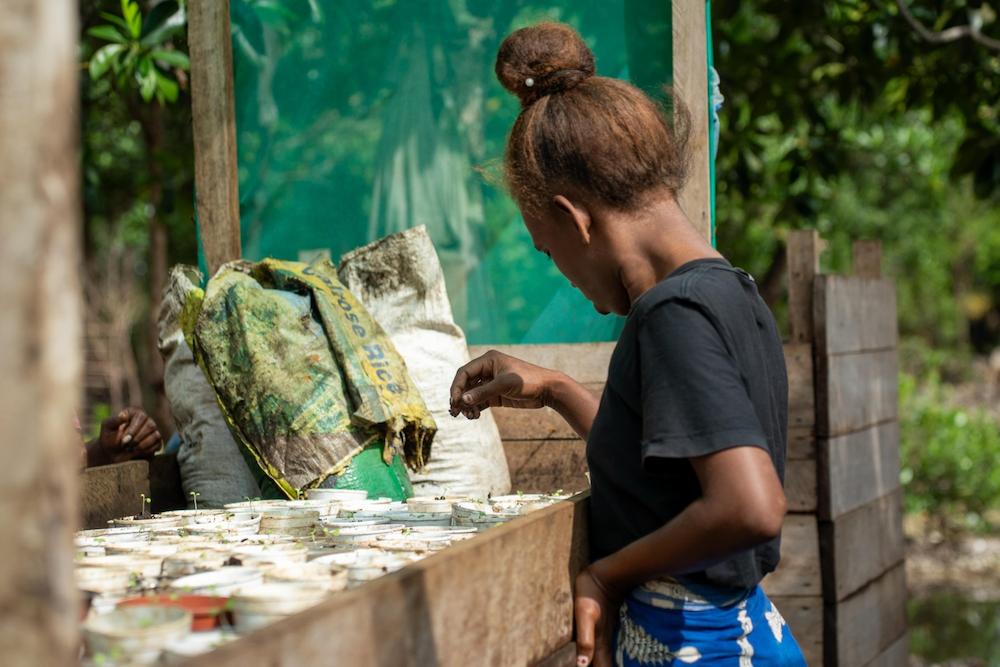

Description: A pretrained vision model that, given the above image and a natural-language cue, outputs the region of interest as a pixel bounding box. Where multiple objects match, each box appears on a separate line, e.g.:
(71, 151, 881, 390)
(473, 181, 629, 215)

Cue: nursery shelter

(0, 0, 906, 665)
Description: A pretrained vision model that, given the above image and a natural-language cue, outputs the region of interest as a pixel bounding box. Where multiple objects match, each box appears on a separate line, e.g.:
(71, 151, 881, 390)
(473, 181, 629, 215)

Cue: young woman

(449, 23, 806, 667)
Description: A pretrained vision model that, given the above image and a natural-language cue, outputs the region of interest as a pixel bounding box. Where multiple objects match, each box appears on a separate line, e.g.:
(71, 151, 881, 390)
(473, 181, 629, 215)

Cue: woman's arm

(575, 445, 786, 666)
(449, 350, 600, 439)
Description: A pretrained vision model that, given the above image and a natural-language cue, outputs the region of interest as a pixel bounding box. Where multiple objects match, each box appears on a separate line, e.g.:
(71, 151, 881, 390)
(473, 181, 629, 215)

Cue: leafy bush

(900, 372, 1000, 532)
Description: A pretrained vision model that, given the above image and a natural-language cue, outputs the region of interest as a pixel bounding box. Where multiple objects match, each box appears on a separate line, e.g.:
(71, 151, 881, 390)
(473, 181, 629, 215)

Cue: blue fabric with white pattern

(613, 581, 808, 666)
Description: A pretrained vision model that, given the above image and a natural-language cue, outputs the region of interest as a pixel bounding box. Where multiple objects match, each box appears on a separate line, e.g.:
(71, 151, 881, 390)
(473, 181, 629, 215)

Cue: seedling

(138, 494, 152, 519)
(190, 491, 201, 511)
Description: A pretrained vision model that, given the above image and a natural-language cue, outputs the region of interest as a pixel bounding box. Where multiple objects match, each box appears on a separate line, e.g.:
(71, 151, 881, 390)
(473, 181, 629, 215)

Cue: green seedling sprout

(190, 491, 200, 511)
(138, 493, 152, 519)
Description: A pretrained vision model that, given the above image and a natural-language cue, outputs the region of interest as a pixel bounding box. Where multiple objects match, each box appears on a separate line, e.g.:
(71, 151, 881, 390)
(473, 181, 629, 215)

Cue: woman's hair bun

(495, 22, 596, 107)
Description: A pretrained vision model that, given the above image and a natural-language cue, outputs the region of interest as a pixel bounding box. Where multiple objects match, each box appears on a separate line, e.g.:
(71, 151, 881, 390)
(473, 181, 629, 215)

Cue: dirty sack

(339, 226, 511, 497)
(179, 258, 436, 499)
(159, 266, 262, 508)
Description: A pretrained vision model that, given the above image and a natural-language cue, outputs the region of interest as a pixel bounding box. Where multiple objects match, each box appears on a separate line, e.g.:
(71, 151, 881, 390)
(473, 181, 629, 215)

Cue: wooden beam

(672, 0, 711, 241)
(816, 349, 899, 438)
(468, 343, 614, 386)
(769, 596, 823, 667)
(825, 564, 908, 667)
(183, 495, 590, 666)
(814, 276, 898, 356)
(862, 632, 909, 667)
(821, 489, 905, 601)
(189, 0, 241, 276)
(81, 462, 150, 529)
(0, 1, 81, 661)
(787, 230, 821, 343)
(819, 420, 901, 520)
(761, 514, 821, 598)
(853, 240, 883, 279)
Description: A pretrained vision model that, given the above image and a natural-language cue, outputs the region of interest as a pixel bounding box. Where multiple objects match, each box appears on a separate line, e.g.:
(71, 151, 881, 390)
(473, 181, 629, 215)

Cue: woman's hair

(495, 22, 690, 212)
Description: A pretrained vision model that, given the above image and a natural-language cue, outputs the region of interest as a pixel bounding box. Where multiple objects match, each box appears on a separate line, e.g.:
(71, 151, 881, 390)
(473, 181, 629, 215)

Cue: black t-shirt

(586, 257, 788, 591)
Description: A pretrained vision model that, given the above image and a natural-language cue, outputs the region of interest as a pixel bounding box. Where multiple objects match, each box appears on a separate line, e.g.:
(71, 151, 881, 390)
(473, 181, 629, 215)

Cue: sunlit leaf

(89, 44, 124, 80)
(150, 49, 190, 70)
(87, 25, 127, 45)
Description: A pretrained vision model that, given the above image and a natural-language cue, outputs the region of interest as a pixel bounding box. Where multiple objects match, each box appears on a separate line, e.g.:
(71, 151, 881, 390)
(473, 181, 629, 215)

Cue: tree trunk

(0, 1, 82, 663)
(140, 102, 173, 434)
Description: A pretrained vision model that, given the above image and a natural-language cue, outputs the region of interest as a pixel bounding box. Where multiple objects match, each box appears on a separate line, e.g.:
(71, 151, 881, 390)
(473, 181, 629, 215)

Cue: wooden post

(189, 0, 242, 276)
(787, 229, 821, 343)
(0, 1, 82, 663)
(852, 240, 882, 279)
(673, 0, 711, 242)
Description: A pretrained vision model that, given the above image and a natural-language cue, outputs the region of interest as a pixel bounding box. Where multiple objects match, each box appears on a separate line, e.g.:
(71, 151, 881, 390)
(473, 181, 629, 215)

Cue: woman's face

(521, 204, 632, 317)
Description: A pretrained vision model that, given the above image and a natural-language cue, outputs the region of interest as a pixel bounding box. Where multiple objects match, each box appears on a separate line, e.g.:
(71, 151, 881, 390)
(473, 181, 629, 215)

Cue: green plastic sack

(181, 258, 436, 499)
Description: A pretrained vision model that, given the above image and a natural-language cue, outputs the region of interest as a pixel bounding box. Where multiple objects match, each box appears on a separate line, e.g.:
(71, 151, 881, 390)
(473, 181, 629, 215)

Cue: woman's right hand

(449, 350, 561, 418)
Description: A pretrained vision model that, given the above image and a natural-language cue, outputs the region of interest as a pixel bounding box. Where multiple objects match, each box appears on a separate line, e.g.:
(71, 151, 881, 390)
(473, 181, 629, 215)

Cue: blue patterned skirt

(613, 578, 808, 666)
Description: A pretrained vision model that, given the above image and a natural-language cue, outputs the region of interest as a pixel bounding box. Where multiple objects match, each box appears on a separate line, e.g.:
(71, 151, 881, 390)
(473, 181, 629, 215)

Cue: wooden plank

(533, 643, 577, 667)
(816, 349, 899, 437)
(853, 240, 883, 280)
(821, 489, 905, 601)
(672, 0, 711, 241)
(492, 406, 588, 442)
(468, 343, 614, 385)
(183, 495, 589, 667)
(505, 440, 590, 494)
(80, 461, 150, 529)
(788, 426, 816, 461)
(785, 342, 815, 433)
(770, 596, 823, 667)
(826, 564, 907, 667)
(762, 514, 821, 598)
(814, 275, 898, 356)
(503, 440, 815, 512)
(785, 459, 817, 513)
(0, 1, 82, 661)
(189, 0, 241, 276)
(787, 230, 821, 343)
(862, 632, 909, 667)
(486, 343, 813, 448)
(819, 420, 901, 520)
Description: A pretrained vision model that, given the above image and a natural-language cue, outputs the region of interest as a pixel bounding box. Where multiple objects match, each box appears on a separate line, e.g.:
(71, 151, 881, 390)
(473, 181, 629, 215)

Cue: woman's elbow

(737, 489, 786, 544)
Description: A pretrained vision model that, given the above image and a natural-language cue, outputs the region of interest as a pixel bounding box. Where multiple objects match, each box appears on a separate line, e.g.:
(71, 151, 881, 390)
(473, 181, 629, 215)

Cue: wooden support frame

(189, 0, 242, 276)
(673, 0, 712, 241)
(184, 495, 589, 666)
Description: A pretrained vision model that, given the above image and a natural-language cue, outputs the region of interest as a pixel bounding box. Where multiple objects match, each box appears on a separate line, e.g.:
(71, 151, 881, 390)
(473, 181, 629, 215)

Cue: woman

(449, 23, 806, 667)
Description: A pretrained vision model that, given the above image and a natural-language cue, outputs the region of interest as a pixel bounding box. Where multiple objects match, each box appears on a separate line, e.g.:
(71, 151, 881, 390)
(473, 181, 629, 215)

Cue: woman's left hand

(574, 568, 619, 667)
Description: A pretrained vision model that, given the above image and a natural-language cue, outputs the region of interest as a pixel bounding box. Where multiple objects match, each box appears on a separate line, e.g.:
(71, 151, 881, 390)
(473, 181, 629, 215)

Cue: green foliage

(714, 2, 1000, 350)
(899, 371, 1000, 532)
(86, 0, 188, 104)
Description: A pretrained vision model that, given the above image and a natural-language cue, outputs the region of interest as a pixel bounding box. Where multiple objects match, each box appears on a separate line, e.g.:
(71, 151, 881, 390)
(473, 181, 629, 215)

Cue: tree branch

(896, 0, 1000, 51)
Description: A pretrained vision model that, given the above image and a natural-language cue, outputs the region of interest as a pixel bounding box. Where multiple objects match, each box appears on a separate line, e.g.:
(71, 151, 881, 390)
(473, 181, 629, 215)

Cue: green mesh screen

(228, 0, 681, 344)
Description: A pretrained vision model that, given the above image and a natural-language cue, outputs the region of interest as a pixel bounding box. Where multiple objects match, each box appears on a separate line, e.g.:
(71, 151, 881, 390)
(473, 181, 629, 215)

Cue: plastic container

(382, 511, 453, 527)
(83, 605, 191, 664)
(110, 515, 183, 530)
(76, 566, 133, 595)
(258, 508, 320, 536)
(169, 567, 263, 596)
(118, 594, 229, 632)
(161, 551, 231, 580)
(405, 496, 464, 514)
(230, 583, 329, 634)
(304, 488, 367, 502)
(265, 562, 349, 592)
(325, 523, 404, 546)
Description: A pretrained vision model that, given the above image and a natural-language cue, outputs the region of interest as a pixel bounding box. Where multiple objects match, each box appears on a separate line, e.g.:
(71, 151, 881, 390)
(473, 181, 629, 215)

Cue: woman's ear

(552, 194, 592, 245)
